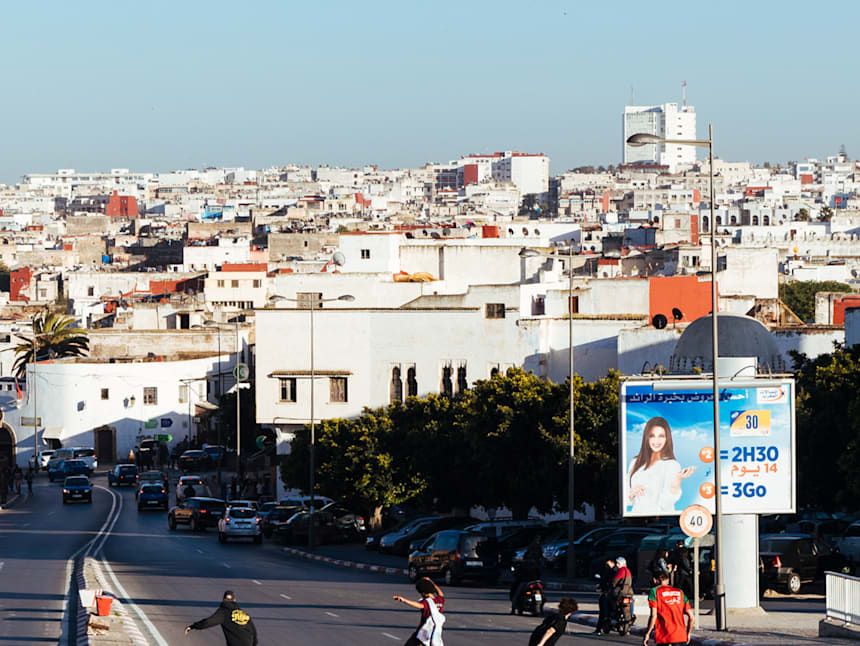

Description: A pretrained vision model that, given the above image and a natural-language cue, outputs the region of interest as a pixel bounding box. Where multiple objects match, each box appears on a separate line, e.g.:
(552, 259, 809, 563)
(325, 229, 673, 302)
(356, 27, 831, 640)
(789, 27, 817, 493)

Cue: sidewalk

(280, 543, 852, 646)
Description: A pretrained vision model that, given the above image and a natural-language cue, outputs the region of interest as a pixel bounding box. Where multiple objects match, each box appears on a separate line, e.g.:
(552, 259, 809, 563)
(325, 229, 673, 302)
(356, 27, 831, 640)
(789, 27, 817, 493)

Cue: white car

(218, 506, 262, 544)
(176, 475, 211, 501)
(30, 450, 56, 471)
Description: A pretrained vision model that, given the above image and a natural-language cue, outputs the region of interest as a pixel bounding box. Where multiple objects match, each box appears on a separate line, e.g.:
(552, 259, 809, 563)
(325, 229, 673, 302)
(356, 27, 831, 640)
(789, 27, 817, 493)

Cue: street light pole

(235, 319, 242, 469)
(268, 292, 354, 550)
(566, 241, 576, 582)
(627, 127, 725, 630)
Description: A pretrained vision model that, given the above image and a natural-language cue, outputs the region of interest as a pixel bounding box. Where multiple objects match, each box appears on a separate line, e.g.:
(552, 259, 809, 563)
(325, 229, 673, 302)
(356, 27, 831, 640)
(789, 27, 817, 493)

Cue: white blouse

(627, 458, 682, 515)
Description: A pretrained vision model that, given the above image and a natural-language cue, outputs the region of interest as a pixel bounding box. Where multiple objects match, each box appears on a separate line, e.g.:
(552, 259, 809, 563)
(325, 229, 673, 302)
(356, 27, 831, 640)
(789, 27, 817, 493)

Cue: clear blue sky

(1, 0, 857, 182)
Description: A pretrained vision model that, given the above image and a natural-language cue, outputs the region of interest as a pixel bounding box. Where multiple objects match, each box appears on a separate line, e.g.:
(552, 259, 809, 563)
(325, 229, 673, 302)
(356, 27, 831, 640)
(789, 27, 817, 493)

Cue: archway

(93, 426, 116, 465)
(0, 424, 16, 467)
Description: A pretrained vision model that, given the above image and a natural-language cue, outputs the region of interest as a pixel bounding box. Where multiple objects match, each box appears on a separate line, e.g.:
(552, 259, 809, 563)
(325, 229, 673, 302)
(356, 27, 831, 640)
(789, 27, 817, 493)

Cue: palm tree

(13, 310, 90, 379)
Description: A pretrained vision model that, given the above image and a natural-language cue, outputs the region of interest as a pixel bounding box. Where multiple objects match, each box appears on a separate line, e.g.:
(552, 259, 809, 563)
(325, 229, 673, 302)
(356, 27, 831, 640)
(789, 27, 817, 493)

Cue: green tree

(795, 208, 810, 221)
(779, 280, 852, 323)
(794, 346, 860, 510)
(215, 387, 257, 457)
(13, 309, 89, 378)
(819, 206, 834, 222)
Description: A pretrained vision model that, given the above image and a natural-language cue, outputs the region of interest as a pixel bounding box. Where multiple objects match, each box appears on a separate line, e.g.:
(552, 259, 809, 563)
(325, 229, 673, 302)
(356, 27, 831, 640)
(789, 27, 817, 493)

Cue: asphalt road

(0, 473, 831, 645)
(0, 473, 114, 644)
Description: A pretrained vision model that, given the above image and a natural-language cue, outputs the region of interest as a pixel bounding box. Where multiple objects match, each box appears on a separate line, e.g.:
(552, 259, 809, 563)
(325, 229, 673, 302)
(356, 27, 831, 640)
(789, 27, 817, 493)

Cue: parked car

(787, 519, 851, 548)
(262, 506, 304, 538)
(168, 497, 226, 531)
(279, 495, 335, 508)
(176, 475, 211, 501)
(47, 448, 76, 470)
(379, 516, 474, 556)
(178, 450, 212, 473)
(71, 447, 98, 472)
(62, 475, 93, 504)
(367, 517, 413, 551)
(139, 470, 169, 486)
(107, 463, 139, 487)
(48, 459, 90, 482)
(257, 501, 280, 522)
(464, 519, 546, 538)
(218, 506, 263, 544)
(29, 449, 55, 471)
(838, 522, 860, 565)
(498, 525, 564, 569)
(586, 528, 663, 578)
(319, 502, 367, 541)
(760, 533, 852, 594)
(137, 483, 169, 511)
(202, 444, 226, 465)
(537, 526, 624, 573)
(408, 530, 500, 585)
(275, 510, 349, 546)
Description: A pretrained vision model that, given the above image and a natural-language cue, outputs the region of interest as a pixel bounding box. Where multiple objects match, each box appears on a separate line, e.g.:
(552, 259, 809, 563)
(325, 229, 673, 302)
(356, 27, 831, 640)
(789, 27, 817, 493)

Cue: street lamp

(268, 292, 355, 550)
(627, 125, 725, 630)
(201, 319, 237, 484)
(520, 244, 577, 581)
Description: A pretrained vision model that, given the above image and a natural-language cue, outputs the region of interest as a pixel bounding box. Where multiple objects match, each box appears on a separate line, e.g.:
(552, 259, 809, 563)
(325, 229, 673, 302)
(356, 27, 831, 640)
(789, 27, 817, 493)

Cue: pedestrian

(392, 576, 445, 645)
(594, 558, 615, 634)
(668, 540, 694, 601)
(185, 590, 257, 645)
(643, 571, 694, 646)
(229, 476, 238, 500)
(25, 467, 34, 495)
(0, 467, 8, 506)
(649, 549, 670, 583)
(13, 466, 23, 495)
(529, 597, 578, 646)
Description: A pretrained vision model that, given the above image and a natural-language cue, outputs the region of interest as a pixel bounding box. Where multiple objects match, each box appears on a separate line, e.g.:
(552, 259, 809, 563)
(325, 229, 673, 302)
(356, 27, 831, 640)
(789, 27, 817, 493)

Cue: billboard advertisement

(620, 379, 795, 517)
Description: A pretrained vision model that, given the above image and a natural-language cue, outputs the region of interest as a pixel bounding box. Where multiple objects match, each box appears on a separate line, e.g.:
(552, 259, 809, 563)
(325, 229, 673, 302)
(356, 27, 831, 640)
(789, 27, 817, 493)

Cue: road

(0, 472, 828, 645)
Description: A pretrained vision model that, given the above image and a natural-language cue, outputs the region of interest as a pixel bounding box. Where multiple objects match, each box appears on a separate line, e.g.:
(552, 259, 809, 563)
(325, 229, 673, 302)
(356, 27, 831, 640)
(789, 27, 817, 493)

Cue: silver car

(218, 506, 262, 544)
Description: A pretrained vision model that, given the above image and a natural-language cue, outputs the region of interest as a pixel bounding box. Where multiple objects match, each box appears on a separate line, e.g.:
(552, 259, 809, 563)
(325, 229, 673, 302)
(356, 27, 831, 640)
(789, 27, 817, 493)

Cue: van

(464, 519, 546, 538)
(73, 448, 98, 471)
(47, 448, 75, 468)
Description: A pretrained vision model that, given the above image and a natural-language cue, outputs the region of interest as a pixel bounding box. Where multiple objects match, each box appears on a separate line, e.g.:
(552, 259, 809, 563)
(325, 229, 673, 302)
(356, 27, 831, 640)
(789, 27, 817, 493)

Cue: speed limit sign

(679, 504, 713, 538)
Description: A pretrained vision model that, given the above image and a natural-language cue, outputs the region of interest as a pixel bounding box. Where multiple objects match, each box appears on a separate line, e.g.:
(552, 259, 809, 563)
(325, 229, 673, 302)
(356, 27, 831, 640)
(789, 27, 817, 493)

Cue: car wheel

(218, 532, 226, 544)
(785, 573, 802, 594)
(168, 515, 177, 530)
(443, 569, 458, 586)
(254, 535, 262, 545)
(408, 565, 419, 582)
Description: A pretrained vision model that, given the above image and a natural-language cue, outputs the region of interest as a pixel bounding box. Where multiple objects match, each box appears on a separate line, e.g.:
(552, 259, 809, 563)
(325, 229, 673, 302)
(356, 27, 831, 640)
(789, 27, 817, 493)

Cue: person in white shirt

(627, 417, 695, 515)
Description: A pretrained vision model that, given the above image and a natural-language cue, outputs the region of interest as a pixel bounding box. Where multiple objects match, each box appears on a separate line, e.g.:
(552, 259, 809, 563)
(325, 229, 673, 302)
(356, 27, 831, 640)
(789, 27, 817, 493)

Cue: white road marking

(280, 594, 291, 600)
(252, 579, 261, 585)
(0, 561, 3, 572)
(196, 549, 204, 554)
(222, 562, 232, 569)
(382, 633, 400, 640)
(325, 611, 339, 618)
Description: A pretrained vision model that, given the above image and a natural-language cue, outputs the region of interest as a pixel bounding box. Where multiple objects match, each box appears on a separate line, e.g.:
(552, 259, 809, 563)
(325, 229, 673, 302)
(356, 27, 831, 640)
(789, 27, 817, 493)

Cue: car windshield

(142, 485, 164, 493)
(229, 508, 257, 519)
(460, 534, 490, 557)
(183, 451, 204, 457)
(66, 477, 89, 486)
(760, 539, 797, 553)
(119, 466, 137, 474)
(75, 449, 95, 458)
(181, 478, 203, 485)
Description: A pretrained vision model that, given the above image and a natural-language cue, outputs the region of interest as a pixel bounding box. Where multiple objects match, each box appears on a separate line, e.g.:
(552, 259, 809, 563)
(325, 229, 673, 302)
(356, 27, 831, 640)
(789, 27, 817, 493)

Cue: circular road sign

(233, 363, 250, 382)
(679, 504, 713, 538)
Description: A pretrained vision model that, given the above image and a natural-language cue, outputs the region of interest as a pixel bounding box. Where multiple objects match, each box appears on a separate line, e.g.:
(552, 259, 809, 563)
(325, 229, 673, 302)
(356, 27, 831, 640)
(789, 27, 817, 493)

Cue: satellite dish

(672, 307, 683, 321)
(652, 314, 668, 330)
(332, 251, 346, 267)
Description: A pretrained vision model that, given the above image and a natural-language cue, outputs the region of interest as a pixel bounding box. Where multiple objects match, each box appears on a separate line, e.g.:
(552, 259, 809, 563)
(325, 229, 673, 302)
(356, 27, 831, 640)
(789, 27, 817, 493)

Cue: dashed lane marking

(382, 633, 400, 640)
(252, 579, 261, 585)
(280, 594, 291, 600)
(325, 611, 339, 618)
(222, 562, 232, 569)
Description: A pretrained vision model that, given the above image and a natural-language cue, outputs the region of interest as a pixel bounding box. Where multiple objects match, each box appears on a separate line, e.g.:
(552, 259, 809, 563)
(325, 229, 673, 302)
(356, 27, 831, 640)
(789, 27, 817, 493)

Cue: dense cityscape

(2, 3, 860, 645)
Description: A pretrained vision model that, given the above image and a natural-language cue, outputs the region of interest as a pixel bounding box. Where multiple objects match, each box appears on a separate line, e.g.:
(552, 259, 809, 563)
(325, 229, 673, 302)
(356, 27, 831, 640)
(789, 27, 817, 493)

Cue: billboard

(619, 378, 795, 517)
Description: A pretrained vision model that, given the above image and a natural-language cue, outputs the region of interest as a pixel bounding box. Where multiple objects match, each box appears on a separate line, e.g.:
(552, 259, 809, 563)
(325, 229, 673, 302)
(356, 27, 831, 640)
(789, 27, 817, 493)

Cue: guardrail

(826, 571, 860, 625)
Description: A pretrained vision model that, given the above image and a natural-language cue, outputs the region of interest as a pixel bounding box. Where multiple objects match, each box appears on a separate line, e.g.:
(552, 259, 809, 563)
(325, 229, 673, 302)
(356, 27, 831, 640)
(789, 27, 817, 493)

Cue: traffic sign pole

(693, 537, 700, 629)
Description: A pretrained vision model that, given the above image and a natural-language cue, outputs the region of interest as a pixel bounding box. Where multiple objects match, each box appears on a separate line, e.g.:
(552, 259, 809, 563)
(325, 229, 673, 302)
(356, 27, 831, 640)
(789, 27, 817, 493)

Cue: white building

(623, 103, 697, 172)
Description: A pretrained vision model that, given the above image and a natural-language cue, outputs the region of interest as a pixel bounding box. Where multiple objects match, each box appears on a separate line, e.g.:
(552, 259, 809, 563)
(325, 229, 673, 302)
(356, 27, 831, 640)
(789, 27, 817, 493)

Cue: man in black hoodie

(185, 590, 258, 645)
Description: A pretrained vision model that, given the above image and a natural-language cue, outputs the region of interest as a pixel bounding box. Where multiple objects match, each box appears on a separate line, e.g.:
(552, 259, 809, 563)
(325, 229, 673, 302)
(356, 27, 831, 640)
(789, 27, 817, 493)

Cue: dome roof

(669, 312, 785, 374)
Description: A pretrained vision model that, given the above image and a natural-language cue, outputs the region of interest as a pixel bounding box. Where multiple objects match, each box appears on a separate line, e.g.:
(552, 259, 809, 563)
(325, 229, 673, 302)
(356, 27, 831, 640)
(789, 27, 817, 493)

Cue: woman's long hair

(629, 416, 675, 486)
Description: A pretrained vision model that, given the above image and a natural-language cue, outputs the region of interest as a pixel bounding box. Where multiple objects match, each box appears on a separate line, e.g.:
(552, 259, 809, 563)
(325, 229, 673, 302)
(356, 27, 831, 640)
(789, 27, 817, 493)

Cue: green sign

(155, 433, 173, 442)
(144, 418, 158, 429)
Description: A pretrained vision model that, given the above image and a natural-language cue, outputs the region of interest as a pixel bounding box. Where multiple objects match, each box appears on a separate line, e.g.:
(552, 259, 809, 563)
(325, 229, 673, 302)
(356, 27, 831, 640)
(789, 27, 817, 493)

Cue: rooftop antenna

(681, 80, 687, 107)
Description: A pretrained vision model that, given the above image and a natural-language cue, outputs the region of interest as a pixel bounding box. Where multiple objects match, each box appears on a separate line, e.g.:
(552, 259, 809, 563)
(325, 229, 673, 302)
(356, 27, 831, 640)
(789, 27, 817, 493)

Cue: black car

(318, 502, 367, 541)
(62, 476, 93, 504)
(168, 497, 226, 531)
(379, 516, 474, 556)
(178, 450, 212, 473)
(108, 463, 139, 487)
(586, 528, 662, 577)
(408, 530, 500, 585)
(262, 505, 305, 538)
(275, 510, 345, 546)
(760, 533, 852, 594)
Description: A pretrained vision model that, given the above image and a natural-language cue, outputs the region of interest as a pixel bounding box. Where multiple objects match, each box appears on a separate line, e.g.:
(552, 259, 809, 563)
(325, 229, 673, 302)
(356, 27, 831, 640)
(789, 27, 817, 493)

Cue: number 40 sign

(680, 504, 713, 538)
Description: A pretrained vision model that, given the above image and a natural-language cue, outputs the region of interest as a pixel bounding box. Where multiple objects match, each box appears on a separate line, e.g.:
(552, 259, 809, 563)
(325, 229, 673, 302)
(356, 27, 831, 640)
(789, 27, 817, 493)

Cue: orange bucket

(95, 595, 113, 617)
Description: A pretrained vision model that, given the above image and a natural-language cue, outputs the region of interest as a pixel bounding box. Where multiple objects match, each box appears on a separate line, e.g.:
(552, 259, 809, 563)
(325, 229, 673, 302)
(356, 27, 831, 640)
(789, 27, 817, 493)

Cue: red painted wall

(10, 267, 32, 301)
(649, 275, 714, 324)
(833, 295, 860, 325)
(105, 191, 139, 218)
(463, 164, 479, 186)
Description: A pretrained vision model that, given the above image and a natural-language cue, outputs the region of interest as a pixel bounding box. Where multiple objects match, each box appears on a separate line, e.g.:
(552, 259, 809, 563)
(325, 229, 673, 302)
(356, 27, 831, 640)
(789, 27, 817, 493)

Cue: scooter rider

(511, 537, 543, 614)
(595, 558, 616, 634)
(610, 557, 634, 625)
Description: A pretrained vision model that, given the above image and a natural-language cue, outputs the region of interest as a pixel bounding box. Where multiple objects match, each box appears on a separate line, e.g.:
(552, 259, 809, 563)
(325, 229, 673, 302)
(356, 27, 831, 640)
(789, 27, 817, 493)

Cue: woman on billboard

(627, 416, 695, 514)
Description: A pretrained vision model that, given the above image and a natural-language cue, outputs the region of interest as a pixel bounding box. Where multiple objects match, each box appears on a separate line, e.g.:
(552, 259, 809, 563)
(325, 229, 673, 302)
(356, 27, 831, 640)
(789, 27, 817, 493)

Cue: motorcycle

(594, 574, 635, 636)
(511, 578, 545, 616)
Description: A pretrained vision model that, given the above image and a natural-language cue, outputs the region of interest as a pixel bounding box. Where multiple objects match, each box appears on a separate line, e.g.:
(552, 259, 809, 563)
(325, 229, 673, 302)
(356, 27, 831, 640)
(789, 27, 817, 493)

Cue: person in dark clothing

(595, 558, 615, 634)
(669, 541, 694, 601)
(511, 537, 543, 614)
(25, 467, 33, 494)
(529, 597, 578, 646)
(185, 590, 257, 646)
(649, 549, 670, 584)
(0, 468, 7, 506)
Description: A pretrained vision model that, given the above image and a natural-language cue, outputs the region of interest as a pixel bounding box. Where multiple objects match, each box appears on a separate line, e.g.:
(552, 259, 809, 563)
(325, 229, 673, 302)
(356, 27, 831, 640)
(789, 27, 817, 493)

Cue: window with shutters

(390, 367, 403, 405)
(143, 387, 158, 405)
(330, 377, 348, 403)
(485, 303, 505, 319)
(100, 388, 109, 400)
(406, 366, 418, 397)
(441, 365, 453, 397)
(178, 384, 188, 403)
(278, 378, 297, 402)
(456, 365, 468, 394)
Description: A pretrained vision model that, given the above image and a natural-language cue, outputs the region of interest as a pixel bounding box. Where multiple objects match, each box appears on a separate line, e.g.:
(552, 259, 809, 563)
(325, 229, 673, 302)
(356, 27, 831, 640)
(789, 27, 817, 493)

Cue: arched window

(406, 366, 417, 397)
(752, 216, 759, 225)
(490, 366, 500, 378)
(763, 215, 770, 225)
(390, 366, 403, 405)
(441, 365, 453, 397)
(456, 365, 467, 394)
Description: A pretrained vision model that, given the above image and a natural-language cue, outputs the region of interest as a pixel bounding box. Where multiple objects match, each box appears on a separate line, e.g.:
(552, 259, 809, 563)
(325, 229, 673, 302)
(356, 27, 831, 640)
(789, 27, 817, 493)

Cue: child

(393, 577, 445, 646)
(529, 597, 578, 646)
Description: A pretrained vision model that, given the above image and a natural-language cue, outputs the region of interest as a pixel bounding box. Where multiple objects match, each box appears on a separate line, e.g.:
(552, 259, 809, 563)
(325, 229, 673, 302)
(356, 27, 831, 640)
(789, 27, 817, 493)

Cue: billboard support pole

(707, 124, 727, 631)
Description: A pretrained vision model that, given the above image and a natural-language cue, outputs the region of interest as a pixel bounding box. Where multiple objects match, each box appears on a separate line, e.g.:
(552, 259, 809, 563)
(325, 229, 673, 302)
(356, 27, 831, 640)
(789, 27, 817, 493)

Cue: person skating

(529, 597, 578, 646)
(185, 590, 257, 646)
(392, 576, 445, 645)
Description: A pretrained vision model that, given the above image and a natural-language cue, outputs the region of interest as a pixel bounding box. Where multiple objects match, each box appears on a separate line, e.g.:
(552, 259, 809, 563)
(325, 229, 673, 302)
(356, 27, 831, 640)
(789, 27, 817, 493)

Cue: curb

(84, 557, 149, 645)
(570, 613, 751, 646)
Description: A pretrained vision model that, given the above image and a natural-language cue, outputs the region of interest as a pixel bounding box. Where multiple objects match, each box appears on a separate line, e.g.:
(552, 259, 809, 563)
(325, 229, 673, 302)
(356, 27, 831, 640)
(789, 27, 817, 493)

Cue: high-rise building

(623, 103, 696, 173)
